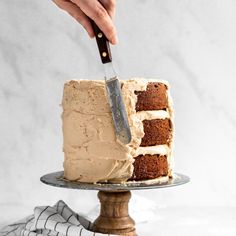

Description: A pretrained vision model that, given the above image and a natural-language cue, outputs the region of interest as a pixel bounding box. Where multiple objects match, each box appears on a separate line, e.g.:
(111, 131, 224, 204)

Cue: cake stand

(40, 171, 189, 236)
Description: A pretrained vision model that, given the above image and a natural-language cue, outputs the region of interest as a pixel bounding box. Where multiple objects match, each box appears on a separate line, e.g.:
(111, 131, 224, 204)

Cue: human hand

(53, 0, 118, 44)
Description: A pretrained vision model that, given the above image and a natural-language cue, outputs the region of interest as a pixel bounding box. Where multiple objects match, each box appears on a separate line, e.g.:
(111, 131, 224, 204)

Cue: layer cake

(62, 78, 174, 183)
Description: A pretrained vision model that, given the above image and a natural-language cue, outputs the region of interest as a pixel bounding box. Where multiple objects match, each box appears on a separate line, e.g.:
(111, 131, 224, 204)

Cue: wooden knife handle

(91, 20, 112, 64)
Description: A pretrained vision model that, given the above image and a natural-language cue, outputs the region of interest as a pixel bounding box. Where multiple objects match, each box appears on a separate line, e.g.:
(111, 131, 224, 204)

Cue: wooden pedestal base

(92, 191, 136, 236)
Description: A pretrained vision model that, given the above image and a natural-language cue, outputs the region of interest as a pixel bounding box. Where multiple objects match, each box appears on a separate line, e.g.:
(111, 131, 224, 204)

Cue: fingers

(72, 0, 118, 44)
(52, 0, 94, 38)
(99, 0, 116, 19)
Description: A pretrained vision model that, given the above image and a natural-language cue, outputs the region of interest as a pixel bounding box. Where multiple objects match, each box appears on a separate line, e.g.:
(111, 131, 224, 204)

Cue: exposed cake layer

(135, 82, 168, 111)
(133, 144, 173, 178)
(130, 154, 168, 180)
(141, 118, 172, 147)
(127, 79, 174, 181)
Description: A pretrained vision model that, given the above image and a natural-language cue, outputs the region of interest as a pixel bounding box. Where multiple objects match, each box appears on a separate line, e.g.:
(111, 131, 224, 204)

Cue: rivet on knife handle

(91, 20, 112, 64)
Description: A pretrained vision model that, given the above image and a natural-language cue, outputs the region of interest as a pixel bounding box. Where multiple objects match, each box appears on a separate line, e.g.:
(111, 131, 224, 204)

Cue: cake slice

(62, 78, 174, 183)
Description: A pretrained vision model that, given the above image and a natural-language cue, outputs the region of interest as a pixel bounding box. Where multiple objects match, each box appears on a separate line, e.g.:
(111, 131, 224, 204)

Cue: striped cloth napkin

(0, 200, 115, 236)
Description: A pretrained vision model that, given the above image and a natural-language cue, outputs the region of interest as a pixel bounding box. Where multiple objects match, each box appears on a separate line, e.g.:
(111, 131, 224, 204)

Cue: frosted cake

(62, 78, 174, 183)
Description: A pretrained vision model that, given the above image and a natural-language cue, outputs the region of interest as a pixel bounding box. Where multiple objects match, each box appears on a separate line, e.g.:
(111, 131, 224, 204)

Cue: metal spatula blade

(104, 64, 131, 144)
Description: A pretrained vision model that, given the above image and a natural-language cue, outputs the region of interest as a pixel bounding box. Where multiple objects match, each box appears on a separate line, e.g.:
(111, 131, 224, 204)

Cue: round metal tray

(40, 171, 190, 191)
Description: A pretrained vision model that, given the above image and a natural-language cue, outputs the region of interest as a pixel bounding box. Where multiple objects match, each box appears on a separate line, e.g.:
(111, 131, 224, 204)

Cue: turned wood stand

(92, 191, 136, 235)
(40, 171, 189, 236)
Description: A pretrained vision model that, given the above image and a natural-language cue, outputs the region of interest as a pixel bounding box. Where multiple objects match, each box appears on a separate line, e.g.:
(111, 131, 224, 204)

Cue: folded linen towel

(0, 200, 115, 236)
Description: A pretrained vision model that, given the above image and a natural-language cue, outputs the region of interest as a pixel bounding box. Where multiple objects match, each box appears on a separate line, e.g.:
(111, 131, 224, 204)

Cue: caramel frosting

(62, 78, 174, 183)
(62, 80, 134, 183)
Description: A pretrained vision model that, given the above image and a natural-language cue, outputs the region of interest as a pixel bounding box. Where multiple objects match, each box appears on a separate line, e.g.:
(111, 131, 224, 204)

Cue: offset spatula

(91, 21, 131, 144)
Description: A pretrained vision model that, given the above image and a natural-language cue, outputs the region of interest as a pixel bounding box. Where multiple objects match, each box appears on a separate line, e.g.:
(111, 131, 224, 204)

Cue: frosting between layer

(134, 145, 169, 156)
(136, 110, 170, 121)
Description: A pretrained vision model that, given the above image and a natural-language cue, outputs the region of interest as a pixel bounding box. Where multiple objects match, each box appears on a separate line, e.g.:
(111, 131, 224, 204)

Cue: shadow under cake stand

(40, 171, 189, 236)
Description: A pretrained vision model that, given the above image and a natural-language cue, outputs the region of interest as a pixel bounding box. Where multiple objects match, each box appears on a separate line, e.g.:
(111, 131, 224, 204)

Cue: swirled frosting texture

(62, 80, 134, 183)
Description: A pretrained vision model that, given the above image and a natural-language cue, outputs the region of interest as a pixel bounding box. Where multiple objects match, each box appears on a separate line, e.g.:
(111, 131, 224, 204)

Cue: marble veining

(1, 0, 236, 233)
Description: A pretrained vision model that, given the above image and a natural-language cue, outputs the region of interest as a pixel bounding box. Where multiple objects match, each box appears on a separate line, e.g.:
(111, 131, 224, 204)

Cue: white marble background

(1, 0, 236, 235)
